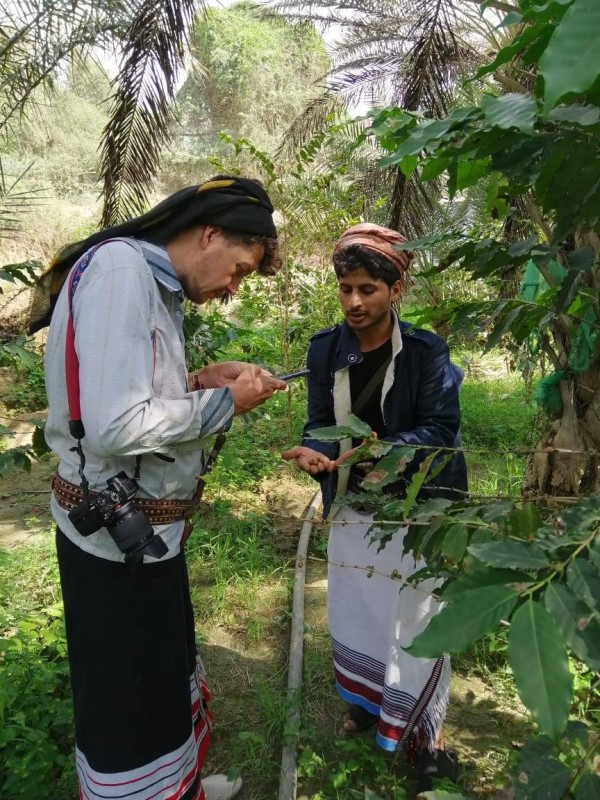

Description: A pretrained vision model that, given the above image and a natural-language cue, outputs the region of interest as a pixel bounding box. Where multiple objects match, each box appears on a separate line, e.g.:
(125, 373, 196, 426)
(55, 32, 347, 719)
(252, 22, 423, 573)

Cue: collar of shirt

(138, 240, 185, 302)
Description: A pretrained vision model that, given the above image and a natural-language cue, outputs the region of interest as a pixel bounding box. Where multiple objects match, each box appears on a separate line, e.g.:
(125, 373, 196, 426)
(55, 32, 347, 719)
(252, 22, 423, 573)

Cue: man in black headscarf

(41, 176, 286, 800)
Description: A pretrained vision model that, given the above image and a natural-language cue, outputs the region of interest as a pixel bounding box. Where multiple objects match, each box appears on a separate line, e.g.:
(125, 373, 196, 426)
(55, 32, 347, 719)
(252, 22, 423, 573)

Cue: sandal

(415, 748, 459, 795)
(343, 703, 379, 733)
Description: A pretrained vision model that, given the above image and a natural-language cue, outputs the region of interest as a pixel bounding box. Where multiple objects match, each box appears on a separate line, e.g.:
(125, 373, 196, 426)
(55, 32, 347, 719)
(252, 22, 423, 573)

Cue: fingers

(282, 447, 302, 460)
(282, 447, 334, 475)
(333, 446, 358, 468)
(230, 370, 287, 414)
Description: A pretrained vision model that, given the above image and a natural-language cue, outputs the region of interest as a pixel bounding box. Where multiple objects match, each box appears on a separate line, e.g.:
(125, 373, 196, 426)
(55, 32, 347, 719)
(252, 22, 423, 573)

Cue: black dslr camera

(68, 472, 168, 566)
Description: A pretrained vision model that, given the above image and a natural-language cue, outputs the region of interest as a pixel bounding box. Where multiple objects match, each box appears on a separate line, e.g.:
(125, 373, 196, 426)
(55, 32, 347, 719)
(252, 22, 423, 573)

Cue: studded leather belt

(51, 472, 204, 526)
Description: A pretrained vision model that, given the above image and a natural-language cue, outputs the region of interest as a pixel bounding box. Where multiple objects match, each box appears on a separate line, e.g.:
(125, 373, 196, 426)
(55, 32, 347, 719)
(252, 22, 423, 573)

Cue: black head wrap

(28, 176, 277, 333)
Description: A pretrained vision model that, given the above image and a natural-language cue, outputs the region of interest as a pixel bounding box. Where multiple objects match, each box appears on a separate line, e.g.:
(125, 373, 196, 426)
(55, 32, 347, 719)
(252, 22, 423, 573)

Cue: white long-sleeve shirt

(45, 238, 233, 562)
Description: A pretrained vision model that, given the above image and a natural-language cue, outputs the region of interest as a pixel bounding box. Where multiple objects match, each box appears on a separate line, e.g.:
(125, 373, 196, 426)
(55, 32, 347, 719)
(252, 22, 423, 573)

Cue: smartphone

(278, 369, 310, 381)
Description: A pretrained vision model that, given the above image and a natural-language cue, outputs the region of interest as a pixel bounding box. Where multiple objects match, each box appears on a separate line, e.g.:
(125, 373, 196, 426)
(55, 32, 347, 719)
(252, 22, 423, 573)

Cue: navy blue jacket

(302, 316, 468, 517)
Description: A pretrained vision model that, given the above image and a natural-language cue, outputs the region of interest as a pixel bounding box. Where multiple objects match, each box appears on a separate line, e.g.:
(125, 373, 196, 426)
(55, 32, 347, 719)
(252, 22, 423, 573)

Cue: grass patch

(458, 360, 541, 496)
(0, 539, 75, 800)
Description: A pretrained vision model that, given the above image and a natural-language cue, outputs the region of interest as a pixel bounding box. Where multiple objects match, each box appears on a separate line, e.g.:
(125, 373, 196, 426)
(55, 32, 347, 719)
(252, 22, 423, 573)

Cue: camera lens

(107, 503, 168, 565)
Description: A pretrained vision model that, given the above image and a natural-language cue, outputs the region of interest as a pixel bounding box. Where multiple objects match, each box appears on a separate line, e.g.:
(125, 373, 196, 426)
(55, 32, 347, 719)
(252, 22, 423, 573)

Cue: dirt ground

(0, 410, 55, 549)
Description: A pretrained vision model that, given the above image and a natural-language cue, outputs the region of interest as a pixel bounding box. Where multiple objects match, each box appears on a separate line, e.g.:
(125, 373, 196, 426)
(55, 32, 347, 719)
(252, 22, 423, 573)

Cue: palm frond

(275, 94, 343, 160)
(268, 0, 486, 232)
(0, 0, 128, 131)
(99, 0, 204, 226)
(0, 159, 45, 238)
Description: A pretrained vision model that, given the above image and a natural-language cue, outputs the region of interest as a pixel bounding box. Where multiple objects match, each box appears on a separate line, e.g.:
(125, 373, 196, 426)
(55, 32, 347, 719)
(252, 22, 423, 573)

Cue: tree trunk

(524, 232, 600, 497)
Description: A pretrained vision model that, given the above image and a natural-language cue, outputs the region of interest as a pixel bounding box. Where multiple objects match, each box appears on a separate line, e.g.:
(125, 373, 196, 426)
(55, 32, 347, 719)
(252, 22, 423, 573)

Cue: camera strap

(64, 240, 142, 499)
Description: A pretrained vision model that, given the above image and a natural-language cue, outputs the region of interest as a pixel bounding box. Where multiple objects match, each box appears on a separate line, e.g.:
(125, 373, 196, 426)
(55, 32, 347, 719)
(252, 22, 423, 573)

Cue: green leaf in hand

(360, 446, 415, 491)
(309, 414, 372, 441)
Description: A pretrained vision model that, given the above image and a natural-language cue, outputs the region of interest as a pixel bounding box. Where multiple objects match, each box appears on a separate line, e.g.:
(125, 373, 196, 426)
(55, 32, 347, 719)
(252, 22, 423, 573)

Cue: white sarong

(328, 505, 450, 752)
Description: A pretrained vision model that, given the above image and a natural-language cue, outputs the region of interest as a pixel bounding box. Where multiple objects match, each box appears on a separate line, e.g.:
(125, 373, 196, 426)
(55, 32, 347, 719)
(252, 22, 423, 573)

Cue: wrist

(188, 370, 205, 391)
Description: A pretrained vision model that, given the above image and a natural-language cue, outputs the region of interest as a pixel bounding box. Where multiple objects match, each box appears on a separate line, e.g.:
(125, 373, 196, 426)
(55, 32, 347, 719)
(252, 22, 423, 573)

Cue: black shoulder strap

(352, 355, 392, 416)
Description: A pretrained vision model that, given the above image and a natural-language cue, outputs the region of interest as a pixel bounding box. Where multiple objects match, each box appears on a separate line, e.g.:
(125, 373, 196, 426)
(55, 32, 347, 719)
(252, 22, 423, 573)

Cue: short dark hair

(333, 244, 407, 289)
(219, 228, 280, 276)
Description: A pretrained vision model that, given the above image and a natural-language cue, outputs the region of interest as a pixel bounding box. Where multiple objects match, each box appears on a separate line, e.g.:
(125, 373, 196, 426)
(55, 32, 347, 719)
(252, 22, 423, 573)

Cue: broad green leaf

(521, 0, 573, 25)
(440, 523, 469, 563)
(405, 585, 519, 658)
(475, 22, 548, 80)
(590, 536, 600, 570)
(3, 341, 37, 369)
(400, 154, 418, 178)
(541, 0, 600, 112)
(544, 583, 600, 671)
(484, 306, 523, 354)
(566, 558, 600, 613)
(456, 158, 490, 192)
(441, 567, 534, 601)
(402, 453, 438, 516)
(469, 540, 549, 569)
(420, 157, 448, 182)
(309, 415, 372, 441)
(508, 600, 572, 740)
(575, 774, 600, 800)
(31, 424, 50, 457)
(419, 793, 467, 800)
(508, 502, 544, 539)
(364, 790, 385, 800)
(499, 11, 523, 27)
(549, 104, 600, 126)
(482, 93, 537, 133)
(360, 446, 415, 491)
(513, 737, 570, 800)
(545, 499, 600, 536)
(337, 439, 393, 468)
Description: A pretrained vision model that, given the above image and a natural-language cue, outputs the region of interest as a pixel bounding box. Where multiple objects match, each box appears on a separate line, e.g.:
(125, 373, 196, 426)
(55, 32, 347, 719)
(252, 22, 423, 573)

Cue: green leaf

(500, 11, 523, 27)
(400, 154, 419, 178)
(544, 583, 600, 670)
(508, 599, 572, 740)
(590, 535, 600, 570)
(566, 558, 600, 613)
(441, 567, 534, 601)
(468, 541, 550, 569)
(405, 585, 519, 657)
(402, 453, 438, 516)
(31, 424, 50, 457)
(508, 503, 544, 539)
(521, 0, 573, 25)
(475, 22, 548, 80)
(541, 0, 600, 112)
(513, 737, 570, 800)
(440, 523, 469, 564)
(309, 415, 372, 441)
(360, 446, 415, 491)
(337, 439, 393, 468)
(419, 793, 467, 800)
(484, 306, 523, 353)
(576, 774, 600, 800)
(482, 93, 538, 134)
(456, 158, 490, 191)
(420, 157, 448, 182)
(548, 104, 600, 125)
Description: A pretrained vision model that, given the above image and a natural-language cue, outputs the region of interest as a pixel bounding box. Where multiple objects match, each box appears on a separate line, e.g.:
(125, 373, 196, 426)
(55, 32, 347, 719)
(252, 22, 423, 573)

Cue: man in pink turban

(284, 223, 467, 789)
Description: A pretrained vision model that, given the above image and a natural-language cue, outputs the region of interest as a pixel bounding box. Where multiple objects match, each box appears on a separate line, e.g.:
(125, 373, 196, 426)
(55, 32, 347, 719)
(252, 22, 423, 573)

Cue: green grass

(458, 360, 540, 496)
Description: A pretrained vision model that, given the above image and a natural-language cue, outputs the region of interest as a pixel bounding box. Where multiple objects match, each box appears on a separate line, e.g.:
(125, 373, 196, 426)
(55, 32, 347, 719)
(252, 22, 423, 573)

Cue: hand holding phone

(278, 369, 310, 382)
